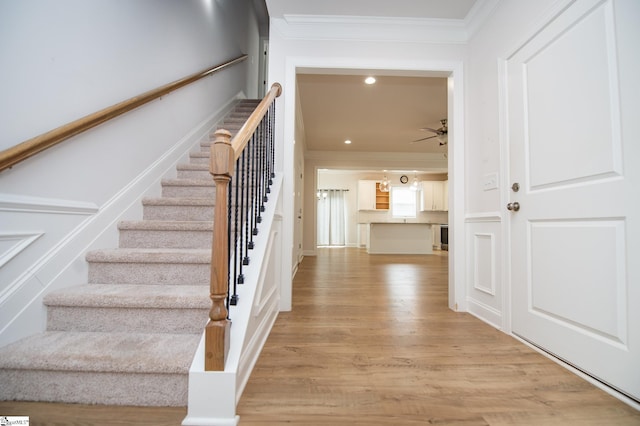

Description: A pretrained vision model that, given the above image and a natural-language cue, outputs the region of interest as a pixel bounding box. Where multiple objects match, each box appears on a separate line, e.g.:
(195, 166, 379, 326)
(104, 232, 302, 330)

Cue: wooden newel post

(205, 129, 234, 371)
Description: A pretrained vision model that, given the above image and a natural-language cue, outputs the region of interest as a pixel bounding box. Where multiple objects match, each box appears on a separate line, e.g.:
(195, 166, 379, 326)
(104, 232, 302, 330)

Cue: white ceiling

(297, 73, 448, 154)
(266, 0, 478, 20)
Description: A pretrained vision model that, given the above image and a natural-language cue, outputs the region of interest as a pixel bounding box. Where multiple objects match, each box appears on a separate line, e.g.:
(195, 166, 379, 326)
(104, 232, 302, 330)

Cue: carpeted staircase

(0, 99, 260, 406)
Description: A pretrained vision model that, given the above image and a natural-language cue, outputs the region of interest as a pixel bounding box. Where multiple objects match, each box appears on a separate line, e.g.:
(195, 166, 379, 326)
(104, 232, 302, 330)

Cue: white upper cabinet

(420, 181, 447, 211)
(357, 180, 377, 210)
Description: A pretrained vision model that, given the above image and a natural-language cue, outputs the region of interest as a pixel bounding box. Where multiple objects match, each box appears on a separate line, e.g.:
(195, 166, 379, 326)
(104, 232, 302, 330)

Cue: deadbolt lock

(511, 182, 520, 192)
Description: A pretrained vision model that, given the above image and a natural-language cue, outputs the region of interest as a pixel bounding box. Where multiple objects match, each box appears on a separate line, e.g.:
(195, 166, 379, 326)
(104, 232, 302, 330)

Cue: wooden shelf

(375, 183, 389, 210)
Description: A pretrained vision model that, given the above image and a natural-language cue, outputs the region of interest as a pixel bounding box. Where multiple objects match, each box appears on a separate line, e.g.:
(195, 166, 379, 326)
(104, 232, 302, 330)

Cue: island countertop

(368, 222, 433, 254)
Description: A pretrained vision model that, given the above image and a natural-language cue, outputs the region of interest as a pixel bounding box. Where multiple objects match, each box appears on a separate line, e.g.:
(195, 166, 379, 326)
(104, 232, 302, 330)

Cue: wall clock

(400, 175, 408, 184)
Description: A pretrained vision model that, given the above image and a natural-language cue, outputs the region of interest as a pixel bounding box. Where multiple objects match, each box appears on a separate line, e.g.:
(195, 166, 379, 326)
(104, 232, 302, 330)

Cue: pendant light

(379, 174, 390, 192)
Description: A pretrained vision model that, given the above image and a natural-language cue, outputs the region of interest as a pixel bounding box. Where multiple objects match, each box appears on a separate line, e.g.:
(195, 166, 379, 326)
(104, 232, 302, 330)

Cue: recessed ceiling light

(344, 140, 352, 144)
(364, 77, 376, 85)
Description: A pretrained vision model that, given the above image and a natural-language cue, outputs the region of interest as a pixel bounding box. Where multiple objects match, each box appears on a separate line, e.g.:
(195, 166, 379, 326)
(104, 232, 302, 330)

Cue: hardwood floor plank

(237, 248, 640, 425)
(0, 401, 186, 425)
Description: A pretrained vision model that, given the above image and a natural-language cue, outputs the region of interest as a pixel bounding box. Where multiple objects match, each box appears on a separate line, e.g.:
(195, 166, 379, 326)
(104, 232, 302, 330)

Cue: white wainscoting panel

(465, 213, 502, 329)
(0, 232, 44, 268)
(473, 233, 495, 295)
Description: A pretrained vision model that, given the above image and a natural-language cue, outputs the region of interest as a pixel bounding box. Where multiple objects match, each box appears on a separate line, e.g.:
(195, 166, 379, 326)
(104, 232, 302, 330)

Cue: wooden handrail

(205, 82, 282, 371)
(231, 83, 282, 159)
(0, 54, 248, 173)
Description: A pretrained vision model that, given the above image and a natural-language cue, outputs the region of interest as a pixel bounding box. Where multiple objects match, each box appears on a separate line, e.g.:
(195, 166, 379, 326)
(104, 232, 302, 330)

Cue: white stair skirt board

(183, 176, 283, 426)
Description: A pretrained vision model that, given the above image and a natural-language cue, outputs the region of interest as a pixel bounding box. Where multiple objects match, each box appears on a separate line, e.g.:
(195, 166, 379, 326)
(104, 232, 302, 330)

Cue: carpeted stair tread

(142, 196, 215, 206)
(161, 178, 215, 187)
(118, 220, 214, 249)
(86, 248, 211, 264)
(177, 163, 210, 171)
(142, 197, 216, 221)
(0, 331, 200, 374)
(176, 163, 211, 179)
(189, 151, 211, 163)
(44, 284, 209, 309)
(119, 220, 212, 231)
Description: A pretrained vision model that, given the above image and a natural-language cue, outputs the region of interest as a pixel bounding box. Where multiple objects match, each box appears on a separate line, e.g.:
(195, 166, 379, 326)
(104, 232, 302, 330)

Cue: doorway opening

(281, 58, 464, 312)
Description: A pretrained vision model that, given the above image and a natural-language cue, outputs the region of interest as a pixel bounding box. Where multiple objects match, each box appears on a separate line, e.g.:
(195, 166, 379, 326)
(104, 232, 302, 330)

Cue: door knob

(507, 202, 520, 212)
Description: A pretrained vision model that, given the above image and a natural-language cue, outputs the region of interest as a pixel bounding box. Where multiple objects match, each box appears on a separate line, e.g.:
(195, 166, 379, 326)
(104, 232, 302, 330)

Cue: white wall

(267, 0, 598, 322)
(268, 16, 466, 311)
(463, 0, 559, 329)
(0, 0, 262, 345)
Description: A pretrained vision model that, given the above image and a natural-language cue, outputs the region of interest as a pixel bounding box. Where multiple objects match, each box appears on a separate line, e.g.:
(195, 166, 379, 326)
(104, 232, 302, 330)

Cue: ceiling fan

(411, 118, 448, 145)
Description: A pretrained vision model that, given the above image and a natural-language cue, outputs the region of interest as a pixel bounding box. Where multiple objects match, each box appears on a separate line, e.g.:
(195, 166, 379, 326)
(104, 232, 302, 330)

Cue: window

(391, 186, 417, 218)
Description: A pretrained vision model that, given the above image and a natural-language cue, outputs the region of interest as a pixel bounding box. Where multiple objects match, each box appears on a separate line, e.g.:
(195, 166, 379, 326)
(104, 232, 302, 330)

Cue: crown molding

(464, 0, 502, 39)
(273, 15, 468, 44)
(271, 0, 502, 44)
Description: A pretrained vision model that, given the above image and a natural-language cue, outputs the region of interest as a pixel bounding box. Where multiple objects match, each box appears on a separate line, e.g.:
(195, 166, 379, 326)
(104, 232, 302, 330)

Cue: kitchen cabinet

(420, 181, 447, 211)
(358, 180, 389, 210)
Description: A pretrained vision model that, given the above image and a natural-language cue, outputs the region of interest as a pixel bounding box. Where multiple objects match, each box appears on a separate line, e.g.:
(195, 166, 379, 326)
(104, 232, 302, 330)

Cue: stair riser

(209, 126, 242, 139)
(119, 229, 212, 249)
(162, 185, 216, 198)
(176, 170, 266, 181)
(221, 119, 249, 126)
(161, 185, 257, 200)
(142, 202, 254, 223)
(177, 169, 211, 180)
(0, 370, 187, 406)
(228, 109, 255, 116)
(190, 154, 209, 164)
(143, 204, 214, 221)
(189, 151, 268, 163)
(89, 262, 210, 285)
(213, 123, 244, 131)
(47, 307, 208, 334)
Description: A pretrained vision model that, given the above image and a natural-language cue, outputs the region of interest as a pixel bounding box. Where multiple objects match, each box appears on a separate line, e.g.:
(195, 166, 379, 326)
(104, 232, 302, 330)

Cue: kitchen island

(368, 222, 433, 254)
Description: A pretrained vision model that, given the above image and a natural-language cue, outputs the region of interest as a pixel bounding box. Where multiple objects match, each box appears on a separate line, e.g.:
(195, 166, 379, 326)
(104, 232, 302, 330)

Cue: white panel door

(508, 0, 640, 401)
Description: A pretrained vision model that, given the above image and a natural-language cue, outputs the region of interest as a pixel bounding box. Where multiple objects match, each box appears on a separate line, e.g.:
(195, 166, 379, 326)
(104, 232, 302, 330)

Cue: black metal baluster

(228, 175, 237, 306)
(269, 103, 275, 182)
(249, 134, 258, 246)
(242, 141, 251, 266)
(260, 117, 269, 215)
(237, 152, 246, 284)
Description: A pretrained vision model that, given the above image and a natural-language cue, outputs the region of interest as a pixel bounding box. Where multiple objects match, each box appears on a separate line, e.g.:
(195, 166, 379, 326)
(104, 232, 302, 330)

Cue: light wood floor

(1, 248, 638, 425)
(236, 248, 640, 425)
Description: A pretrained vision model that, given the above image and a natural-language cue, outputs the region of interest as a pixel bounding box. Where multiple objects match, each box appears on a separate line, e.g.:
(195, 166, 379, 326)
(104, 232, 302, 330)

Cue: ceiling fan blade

(410, 135, 438, 143)
(419, 127, 440, 133)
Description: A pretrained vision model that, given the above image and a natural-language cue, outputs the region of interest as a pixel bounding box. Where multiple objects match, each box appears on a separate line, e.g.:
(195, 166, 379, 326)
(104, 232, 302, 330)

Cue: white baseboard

(182, 416, 239, 426)
(466, 298, 502, 330)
